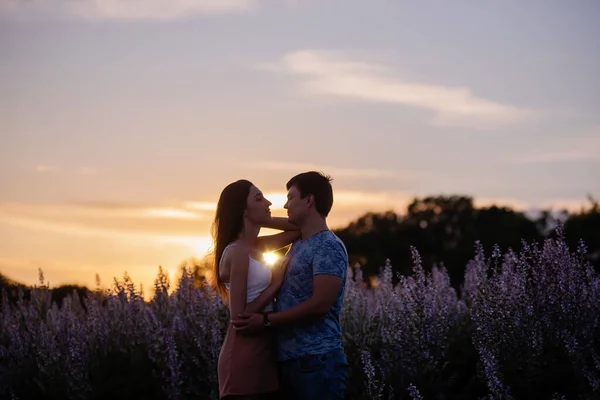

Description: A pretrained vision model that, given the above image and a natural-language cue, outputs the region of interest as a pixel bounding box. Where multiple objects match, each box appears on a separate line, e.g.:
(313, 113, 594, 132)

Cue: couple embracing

(210, 171, 349, 400)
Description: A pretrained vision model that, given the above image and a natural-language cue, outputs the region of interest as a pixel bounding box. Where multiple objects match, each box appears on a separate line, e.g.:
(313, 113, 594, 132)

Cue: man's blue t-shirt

(275, 230, 348, 361)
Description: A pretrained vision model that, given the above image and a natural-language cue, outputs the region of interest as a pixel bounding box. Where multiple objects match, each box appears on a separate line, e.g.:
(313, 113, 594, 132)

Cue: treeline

(0, 269, 94, 308)
(333, 194, 600, 288)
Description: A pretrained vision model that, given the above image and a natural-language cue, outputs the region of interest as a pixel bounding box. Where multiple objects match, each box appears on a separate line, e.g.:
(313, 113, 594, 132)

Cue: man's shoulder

(315, 231, 347, 256)
(288, 231, 348, 261)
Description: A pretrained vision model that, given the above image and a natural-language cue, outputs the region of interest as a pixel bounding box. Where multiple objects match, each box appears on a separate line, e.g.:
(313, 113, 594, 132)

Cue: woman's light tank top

(219, 242, 274, 312)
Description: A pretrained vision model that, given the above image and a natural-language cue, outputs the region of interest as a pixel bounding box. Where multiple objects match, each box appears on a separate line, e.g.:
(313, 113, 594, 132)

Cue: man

(232, 171, 350, 400)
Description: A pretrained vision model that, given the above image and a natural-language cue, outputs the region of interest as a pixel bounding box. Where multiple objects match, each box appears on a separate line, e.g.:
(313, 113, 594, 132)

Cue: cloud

(510, 130, 600, 164)
(33, 165, 101, 175)
(0, 202, 213, 240)
(69, 202, 211, 221)
(474, 196, 593, 214)
(35, 165, 57, 173)
(1, 0, 257, 20)
(252, 160, 416, 180)
(182, 201, 218, 211)
(514, 151, 597, 164)
(31, 165, 104, 177)
(263, 50, 533, 128)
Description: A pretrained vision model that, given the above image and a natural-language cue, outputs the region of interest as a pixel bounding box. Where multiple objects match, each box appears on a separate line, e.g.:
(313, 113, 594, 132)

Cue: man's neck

(301, 216, 329, 240)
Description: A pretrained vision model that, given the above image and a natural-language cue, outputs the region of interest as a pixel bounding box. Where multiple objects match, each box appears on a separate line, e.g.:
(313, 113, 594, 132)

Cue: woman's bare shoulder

(223, 242, 250, 262)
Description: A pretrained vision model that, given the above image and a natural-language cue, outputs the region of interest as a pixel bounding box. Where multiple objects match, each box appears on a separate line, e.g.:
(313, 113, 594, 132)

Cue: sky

(1, 0, 599, 296)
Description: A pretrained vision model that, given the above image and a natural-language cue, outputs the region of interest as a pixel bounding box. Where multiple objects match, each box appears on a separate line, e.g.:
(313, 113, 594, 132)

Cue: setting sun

(263, 252, 279, 266)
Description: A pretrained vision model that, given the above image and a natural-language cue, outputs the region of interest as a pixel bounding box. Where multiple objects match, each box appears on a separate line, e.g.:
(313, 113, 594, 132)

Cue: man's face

(284, 185, 309, 226)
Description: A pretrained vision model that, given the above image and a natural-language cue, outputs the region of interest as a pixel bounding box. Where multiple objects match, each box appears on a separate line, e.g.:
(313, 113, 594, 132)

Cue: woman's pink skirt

(218, 325, 279, 398)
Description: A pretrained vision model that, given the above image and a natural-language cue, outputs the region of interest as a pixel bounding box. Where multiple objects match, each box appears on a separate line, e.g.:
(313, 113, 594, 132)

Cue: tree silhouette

(335, 194, 599, 289)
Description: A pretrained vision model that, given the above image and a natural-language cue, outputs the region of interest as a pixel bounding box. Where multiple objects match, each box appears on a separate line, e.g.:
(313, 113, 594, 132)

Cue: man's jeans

(279, 348, 349, 400)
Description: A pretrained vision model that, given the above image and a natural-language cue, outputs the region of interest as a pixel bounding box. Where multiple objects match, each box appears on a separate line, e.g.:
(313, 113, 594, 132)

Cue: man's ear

(305, 194, 315, 208)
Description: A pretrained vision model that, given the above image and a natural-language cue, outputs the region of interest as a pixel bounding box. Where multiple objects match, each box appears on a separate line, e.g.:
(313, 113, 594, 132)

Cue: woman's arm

(255, 231, 301, 252)
(255, 217, 301, 252)
(262, 217, 299, 231)
(243, 282, 279, 314)
(228, 247, 250, 321)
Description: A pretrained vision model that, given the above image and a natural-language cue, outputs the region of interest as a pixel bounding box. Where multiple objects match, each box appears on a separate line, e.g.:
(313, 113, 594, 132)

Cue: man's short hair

(286, 171, 334, 217)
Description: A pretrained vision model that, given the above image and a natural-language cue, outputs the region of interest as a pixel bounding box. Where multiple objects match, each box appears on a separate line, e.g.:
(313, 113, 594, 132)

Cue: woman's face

(245, 185, 272, 224)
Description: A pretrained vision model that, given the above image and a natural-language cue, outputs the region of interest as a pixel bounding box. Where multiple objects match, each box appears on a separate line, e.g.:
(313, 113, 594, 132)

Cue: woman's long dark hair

(208, 179, 253, 301)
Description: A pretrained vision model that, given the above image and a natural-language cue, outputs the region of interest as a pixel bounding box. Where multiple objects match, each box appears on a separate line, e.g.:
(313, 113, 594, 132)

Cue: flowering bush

(1, 227, 598, 399)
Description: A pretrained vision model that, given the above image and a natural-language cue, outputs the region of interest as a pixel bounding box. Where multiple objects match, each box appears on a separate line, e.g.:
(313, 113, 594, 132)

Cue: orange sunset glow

(1, 0, 598, 299)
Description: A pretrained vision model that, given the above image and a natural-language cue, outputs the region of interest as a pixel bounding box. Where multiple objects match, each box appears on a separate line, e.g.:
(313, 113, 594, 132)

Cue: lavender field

(1, 227, 599, 400)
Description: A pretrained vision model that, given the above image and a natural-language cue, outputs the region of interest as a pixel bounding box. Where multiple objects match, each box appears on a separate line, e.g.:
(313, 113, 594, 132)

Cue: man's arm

(268, 274, 342, 326)
(232, 240, 347, 332)
(231, 274, 342, 332)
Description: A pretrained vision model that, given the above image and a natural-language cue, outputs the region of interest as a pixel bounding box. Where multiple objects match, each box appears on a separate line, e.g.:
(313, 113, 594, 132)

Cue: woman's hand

(270, 256, 290, 288)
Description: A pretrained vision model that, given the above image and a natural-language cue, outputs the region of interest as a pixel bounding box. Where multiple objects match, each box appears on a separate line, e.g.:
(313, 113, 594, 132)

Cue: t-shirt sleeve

(312, 240, 348, 278)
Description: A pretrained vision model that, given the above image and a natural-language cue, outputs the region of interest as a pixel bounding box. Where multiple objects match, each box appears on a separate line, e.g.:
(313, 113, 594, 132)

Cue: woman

(210, 179, 300, 400)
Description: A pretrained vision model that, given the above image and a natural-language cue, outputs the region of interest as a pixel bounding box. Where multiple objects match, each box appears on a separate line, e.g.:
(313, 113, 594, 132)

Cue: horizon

(1, 0, 599, 295)
(0, 192, 592, 294)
